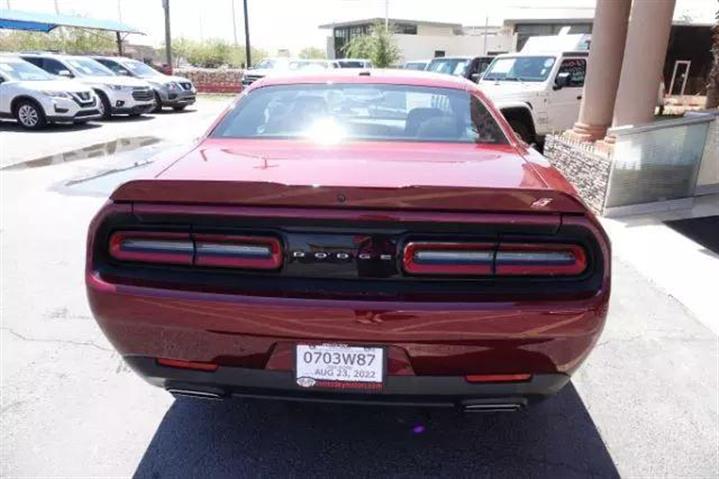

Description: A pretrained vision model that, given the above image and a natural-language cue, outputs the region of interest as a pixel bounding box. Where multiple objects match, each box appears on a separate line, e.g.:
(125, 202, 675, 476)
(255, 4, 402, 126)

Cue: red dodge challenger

(86, 70, 610, 412)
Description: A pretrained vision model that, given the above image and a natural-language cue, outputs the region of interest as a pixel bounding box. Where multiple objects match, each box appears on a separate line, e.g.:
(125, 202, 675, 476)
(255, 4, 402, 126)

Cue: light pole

(243, 0, 251, 67)
(231, 0, 239, 47)
(384, 0, 389, 29)
(163, 0, 172, 66)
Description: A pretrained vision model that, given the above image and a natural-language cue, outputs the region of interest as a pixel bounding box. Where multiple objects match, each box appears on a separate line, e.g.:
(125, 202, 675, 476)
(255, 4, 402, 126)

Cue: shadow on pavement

(665, 215, 719, 255)
(134, 382, 618, 478)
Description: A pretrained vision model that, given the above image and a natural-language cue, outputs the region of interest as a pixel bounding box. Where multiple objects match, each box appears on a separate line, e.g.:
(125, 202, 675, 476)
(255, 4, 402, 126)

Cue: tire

(508, 120, 534, 144)
(153, 92, 163, 113)
(172, 105, 187, 112)
(95, 90, 111, 120)
(14, 99, 47, 130)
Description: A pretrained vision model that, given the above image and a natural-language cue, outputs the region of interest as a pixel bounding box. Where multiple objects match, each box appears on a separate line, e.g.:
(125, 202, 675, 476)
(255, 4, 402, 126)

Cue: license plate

(295, 344, 384, 390)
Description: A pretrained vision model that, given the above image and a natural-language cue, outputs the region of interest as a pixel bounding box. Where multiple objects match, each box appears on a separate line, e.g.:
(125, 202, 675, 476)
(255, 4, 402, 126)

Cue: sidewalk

(601, 194, 719, 334)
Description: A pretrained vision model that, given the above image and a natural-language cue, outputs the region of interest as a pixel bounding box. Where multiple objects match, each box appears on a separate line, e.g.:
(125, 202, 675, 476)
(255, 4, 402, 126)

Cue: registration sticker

(295, 344, 384, 390)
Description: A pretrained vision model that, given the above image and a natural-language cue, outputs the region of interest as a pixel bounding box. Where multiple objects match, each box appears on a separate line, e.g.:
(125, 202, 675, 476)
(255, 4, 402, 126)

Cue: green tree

(299, 47, 326, 59)
(170, 37, 266, 68)
(342, 22, 400, 67)
(228, 45, 268, 68)
(170, 37, 196, 66)
(0, 28, 115, 54)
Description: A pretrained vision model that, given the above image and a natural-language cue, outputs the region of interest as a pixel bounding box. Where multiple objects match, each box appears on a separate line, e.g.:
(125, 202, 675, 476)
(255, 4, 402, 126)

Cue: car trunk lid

(111, 139, 586, 214)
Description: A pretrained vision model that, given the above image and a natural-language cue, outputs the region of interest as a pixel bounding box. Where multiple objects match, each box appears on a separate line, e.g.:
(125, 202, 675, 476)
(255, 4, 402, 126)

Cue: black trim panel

(126, 356, 570, 407)
(92, 210, 604, 302)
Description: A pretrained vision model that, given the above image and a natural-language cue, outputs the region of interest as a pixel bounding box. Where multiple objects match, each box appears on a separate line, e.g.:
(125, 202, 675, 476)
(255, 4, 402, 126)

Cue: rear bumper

(126, 355, 570, 409)
(88, 272, 607, 378)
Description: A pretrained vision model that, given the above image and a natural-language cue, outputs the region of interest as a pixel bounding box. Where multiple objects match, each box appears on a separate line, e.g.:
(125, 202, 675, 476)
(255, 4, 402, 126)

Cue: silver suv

(0, 55, 100, 129)
(20, 53, 155, 119)
(93, 56, 196, 112)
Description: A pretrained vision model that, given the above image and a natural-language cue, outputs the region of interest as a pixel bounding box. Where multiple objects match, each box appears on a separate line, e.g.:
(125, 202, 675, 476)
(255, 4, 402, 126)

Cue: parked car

(20, 53, 155, 119)
(403, 59, 430, 71)
(426, 56, 494, 82)
(289, 59, 339, 71)
(335, 58, 373, 68)
(478, 34, 589, 144)
(0, 55, 100, 129)
(86, 70, 611, 411)
(243, 58, 342, 86)
(242, 57, 291, 86)
(92, 56, 196, 112)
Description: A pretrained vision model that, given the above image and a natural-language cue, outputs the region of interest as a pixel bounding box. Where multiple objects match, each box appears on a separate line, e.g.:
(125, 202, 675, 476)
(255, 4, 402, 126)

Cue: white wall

(416, 24, 456, 36)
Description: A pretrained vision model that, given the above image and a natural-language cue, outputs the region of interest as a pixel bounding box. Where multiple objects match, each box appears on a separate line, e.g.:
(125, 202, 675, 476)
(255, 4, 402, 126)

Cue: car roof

(430, 56, 473, 60)
(0, 54, 26, 63)
(250, 69, 477, 91)
(19, 52, 82, 60)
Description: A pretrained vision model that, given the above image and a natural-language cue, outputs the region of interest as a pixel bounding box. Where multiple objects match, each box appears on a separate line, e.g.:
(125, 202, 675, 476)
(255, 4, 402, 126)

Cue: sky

(2, 0, 715, 55)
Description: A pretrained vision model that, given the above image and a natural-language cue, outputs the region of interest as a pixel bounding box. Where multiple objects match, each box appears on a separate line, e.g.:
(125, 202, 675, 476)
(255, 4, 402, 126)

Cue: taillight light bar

(109, 231, 194, 265)
(108, 231, 283, 270)
(403, 242, 494, 275)
(495, 243, 586, 276)
(195, 234, 282, 270)
(403, 241, 587, 277)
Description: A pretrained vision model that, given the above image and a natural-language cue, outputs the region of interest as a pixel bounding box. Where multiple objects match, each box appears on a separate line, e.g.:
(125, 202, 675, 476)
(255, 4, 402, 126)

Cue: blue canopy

(0, 9, 144, 34)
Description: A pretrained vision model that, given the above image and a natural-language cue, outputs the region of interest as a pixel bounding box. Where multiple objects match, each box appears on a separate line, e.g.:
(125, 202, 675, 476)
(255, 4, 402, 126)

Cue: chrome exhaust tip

(167, 388, 224, 400)
(462, 402, 524, 413)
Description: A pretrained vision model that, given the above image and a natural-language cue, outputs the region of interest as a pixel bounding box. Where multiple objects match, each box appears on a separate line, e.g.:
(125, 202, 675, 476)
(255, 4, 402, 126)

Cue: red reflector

(157, 358, 219, 372)
(495, 243, 586, 276)
(403, 241, 495, 275)
(109, 231, 193, 265)
(194, 234, 283, 270)
(465, 373, 532, 383)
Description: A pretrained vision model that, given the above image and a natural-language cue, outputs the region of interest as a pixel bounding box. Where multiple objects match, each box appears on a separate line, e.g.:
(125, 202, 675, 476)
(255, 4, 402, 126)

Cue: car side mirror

(118, 70, 131, 76)
(553, 72, 570, 90)
(470, 72, 482, 83)
(57, 69, 73, 78)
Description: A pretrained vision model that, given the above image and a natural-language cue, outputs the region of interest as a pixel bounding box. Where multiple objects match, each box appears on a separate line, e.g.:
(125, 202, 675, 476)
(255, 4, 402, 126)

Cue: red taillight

(494, 243, 586, 276)
(157, 358, 218, 372)
(465, 373, 532, 383)
(109, 231, 283, 270)
(109, 231, 193, 265)
(194, 234, 282, 270)
(403, 241, 587, 277)
(403, 242, 494, 275)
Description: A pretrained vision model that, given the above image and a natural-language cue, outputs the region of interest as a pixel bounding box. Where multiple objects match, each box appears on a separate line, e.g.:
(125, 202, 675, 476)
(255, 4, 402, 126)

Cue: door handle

(577, 95, 583, 100)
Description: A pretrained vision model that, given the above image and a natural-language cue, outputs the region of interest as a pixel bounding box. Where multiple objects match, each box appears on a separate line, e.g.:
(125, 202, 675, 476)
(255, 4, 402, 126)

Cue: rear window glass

(211, 84, 507, 144)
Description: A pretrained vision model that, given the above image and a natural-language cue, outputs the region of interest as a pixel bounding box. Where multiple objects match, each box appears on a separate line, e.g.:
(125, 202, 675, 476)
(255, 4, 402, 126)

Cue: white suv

(20, 53, 156, 119)
(0, 56, 101, 129)
(479, 34, 589, 145)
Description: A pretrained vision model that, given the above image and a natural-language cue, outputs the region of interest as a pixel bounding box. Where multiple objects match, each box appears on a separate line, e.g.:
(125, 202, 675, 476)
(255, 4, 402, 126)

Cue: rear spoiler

(111, 180, 588, 214)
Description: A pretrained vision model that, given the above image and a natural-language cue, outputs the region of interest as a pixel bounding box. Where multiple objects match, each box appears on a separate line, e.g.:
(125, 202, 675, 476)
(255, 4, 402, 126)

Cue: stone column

(569, 0, 631, 141)
(608, 0, 676, 135)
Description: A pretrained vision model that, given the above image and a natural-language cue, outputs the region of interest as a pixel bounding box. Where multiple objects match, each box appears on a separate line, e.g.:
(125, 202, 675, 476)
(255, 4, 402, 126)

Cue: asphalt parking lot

(1, 96, 717, 478)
